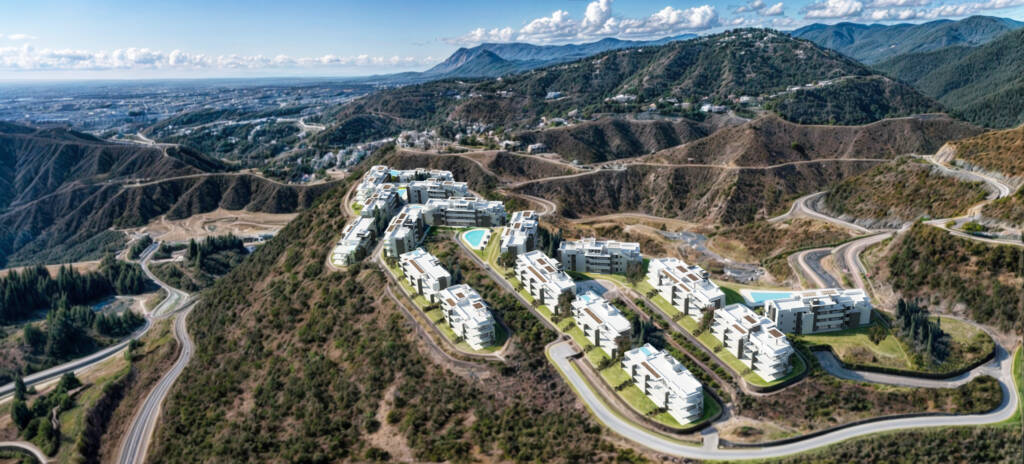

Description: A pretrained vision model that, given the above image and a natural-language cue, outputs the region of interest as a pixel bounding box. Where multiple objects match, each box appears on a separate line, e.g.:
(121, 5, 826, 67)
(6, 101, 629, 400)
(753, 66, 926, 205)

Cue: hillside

(515, 117, 710, 163)
(422, 35, 695, 79)
(875, 27, 1024, 128)
(791, 16, 1024, 64)
(320, 29, 939, 145)
(821, 157, 989, 225)
(947, 123, 1024, 179)
(645, 114, 983, 166)
(765, 75, 941, 125)
(147, 181, 610, 462)
(0, 123, 335, 266)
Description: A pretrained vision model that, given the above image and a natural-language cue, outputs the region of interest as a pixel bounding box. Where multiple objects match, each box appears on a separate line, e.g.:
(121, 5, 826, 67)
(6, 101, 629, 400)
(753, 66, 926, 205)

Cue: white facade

(622, 344, 704, 424)
(514, 250, 576, 307)
(711, 304, 793, 382)
(559, 238, 642, 275)
(571, 291, 631, 357)
(407, 178, 469, 204)
(399, 248, 451, 303)
(438, 284, 496, 350)
(647, 258, 725, 322)
(354, 165, 391, 204)
(331, 217, 375, 266)
(360, 184, 402, 219)
(382, 205, 427, 258)
(423, 197, 506, 228)
(499, 211, 538, 256)
(766, 288, 872, 335)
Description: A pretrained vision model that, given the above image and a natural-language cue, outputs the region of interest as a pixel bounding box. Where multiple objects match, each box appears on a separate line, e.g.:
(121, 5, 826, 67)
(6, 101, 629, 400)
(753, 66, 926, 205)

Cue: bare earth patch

(127, 208, 297, 242)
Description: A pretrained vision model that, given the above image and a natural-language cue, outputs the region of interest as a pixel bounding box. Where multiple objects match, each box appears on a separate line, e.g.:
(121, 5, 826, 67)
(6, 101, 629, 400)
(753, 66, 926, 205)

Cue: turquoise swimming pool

(464, 229, 487, 248)
(746, 290, 794, 304)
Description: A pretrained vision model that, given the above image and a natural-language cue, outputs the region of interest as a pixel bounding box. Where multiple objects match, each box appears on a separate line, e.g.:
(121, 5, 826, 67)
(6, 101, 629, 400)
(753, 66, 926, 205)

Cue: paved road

(0, 441, 51, 463)
(117, 307, 193, 464)
(921, 155, 1013, 199)
(833, 232, 894, 291)
(548, 339, 1020, 460)
(772, 192, 876, 234)
(792, 248, 841, 289)
(117, 242, 195, 464)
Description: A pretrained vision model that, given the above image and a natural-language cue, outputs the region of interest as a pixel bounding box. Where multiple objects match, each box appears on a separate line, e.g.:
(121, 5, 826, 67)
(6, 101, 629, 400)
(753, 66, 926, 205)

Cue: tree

(624, 261, 645, 286)
(23, 325, 45, 352)
(10, 399, 30, 430)
(13, 376, 26, 401)
(696, 306, 715, 335)
(556, 291, 574, 316)
(498, 251, 517, 269)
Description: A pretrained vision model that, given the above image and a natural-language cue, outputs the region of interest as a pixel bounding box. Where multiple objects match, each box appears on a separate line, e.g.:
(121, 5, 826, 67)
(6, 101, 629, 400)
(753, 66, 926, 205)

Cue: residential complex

(438, 284, 496, 350)
(647, 258, 725, 322)
(765, 288, 872, 335)
(558, 237, 642, 275)
(571, 291, 632, 357)
(407, 178, 469, 203)
(382, 205, 427, 258)
(331, 217, 376, 266)
(499, 210, 538, 256)
(359, 184, 402, 219)
(423, 197, 506, 228)
(622, 344, 704, 424)
(711, 304, 794, 381)
(515, 250, 576, 307)
(399, 248, 451, 303)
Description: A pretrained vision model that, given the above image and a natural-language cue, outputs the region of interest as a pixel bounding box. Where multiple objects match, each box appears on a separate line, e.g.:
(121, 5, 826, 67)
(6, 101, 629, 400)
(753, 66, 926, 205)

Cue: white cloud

(867, 7, 922, 19)
(446, 0, 718, 45)
(0, 33, 37, 41)
(867, 0, 929, 7)
(803, 0, 865, 18)
(0, 44, 439, 72)
(762, 2, 786, 15)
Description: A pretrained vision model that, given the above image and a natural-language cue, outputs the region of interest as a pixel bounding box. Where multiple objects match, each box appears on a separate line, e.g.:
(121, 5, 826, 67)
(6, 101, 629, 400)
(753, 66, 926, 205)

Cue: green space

(1006, 345, 1022, 425)
(381, 254, 507, 354)
(351, 202, 363, 215)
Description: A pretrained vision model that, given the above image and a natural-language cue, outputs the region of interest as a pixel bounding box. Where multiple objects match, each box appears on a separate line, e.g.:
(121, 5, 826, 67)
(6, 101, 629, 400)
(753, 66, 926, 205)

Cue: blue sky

(1, 0, 1022, 79)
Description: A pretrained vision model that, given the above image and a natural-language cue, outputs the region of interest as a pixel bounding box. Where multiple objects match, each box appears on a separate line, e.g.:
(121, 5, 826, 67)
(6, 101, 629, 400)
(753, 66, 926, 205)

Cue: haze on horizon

(2, 0, 1023, 80)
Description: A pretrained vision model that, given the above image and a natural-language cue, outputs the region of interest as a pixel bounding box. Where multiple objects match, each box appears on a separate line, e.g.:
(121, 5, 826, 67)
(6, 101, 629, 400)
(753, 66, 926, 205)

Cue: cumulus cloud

(446, 0, 718, 45)
(0, 33, 37, 41)
(0, 44, 439, 72)
(803, 0, 865, 18)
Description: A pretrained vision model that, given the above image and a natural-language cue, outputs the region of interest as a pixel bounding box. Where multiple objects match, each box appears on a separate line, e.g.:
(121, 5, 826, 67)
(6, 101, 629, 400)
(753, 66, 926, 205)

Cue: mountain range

(791, 15, 1024, 64)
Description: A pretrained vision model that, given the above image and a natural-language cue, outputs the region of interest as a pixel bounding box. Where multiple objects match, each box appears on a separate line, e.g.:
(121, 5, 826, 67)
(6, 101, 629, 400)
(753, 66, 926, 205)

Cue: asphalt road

(0, 441, 50, 463)
(792, 248, 841, 289)
(548, 339, 1020, 460)
(117, 307, 194, 464)
(117, 242, 195, 464)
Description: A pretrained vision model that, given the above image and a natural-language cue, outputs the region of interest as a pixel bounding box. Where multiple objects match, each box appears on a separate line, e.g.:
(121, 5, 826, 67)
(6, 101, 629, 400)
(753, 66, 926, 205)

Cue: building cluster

(571, 291, 631, 357)
(499, 210, 538, 256)
(765, 288, 872, 335)
(558, 237, 642, 275)
(400, 248, 497, 349)
(712, 304, 794, 381)
(422, 197, 506, 228)
(647, 258, 725, 321)
(623, 344, 704, 424)
(331, 216, 376, 266)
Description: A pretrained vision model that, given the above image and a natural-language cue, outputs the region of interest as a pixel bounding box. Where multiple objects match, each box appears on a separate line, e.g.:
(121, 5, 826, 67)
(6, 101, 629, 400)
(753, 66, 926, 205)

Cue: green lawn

(798, 321, 912, 370)
(351, 202, 363, 215)
(1006, 346, 1022, 425)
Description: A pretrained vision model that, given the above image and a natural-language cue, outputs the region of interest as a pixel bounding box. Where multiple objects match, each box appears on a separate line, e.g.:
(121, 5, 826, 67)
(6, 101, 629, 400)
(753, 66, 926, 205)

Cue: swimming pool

(743, 290, 794, 305)
(464, 229, 488, 248)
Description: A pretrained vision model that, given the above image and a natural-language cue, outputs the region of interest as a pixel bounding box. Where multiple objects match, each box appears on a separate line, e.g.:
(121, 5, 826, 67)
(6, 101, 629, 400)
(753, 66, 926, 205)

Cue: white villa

(382, 204, 427, 258)
(571, 291, 631, 357)
(711, 304, 794, 382)
(399, 248, 451, 303)
(331, 216, 376, 266)
(499, 210, 538, 256)
(515, 250, 576, 307)
(622, 343, 704, 424)
(407, 179, 469, 203)
(765, 288, 872, 335)
(438, 284, 496, 350)
(423, 197, 506, 228)
(647, 258, 725, 322)
(558, 238, 642, 275)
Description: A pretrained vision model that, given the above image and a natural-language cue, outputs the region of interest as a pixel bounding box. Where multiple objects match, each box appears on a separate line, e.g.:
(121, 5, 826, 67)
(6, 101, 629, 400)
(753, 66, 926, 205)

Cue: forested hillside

(515, 117, 710, 163)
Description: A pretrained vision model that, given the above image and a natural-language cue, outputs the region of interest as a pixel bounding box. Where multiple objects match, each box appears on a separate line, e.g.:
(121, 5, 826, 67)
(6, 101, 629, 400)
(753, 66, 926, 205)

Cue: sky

(1, 0, 1022, 79)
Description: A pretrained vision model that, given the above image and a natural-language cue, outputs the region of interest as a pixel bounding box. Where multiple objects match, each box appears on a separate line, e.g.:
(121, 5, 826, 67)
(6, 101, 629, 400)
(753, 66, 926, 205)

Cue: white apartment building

(711, 304, 794, 381)
(354, 165, 391, 204)
(407, 178, 469, 203)
(499, 210, 538, 256)
(331, 216, 376, 266)
(438, 284, 496, 350)
(423, 197, 506, 228)
(622, 344, 704, 424)
(399, 248, 451, 303)
(359, 184, 402, 219)
(515, 250, 576, 307)
(766, 288, 872, 335)
(558, 238, 642, 275)
(647, 258, 725, 322)
(571, 291, 631, 357)
(382, 204, 427, 258)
